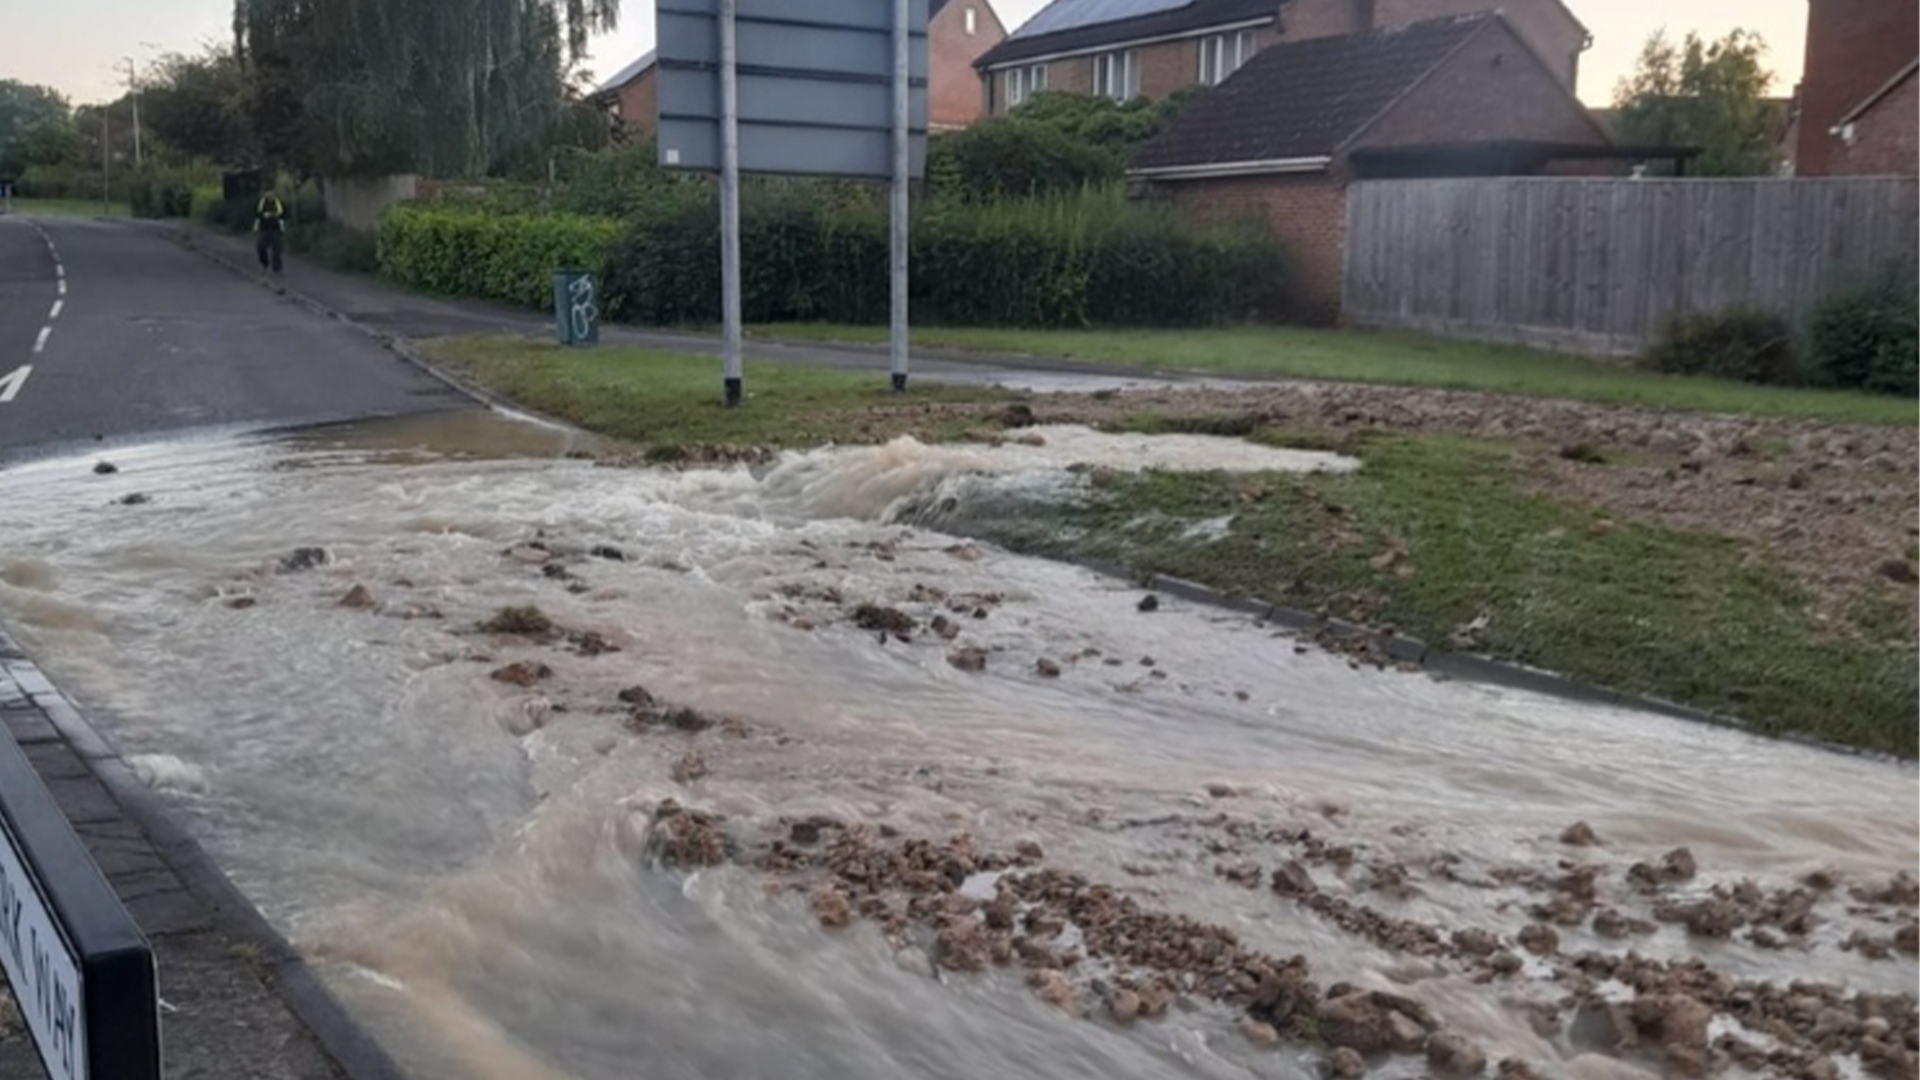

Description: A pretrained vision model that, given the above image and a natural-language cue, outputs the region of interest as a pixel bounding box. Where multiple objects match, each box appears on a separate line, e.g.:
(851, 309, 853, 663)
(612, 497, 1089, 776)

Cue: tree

(1612, 29, 1777, 177)
(0, 80, 76, 181)
(927, 90, 1204, 202)
(142, 47, 257, 165)
(232, 0, 622, 179)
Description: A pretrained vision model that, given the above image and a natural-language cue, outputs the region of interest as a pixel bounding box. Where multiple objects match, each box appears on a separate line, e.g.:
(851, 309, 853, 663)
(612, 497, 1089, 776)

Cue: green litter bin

(554, 269, 599, 347)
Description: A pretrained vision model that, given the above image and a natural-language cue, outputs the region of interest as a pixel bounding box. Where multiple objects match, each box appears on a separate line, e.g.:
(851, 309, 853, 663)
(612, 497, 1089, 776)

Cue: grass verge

(1013, 421, 1917, 758)
(424, 333, 1917, 758)
(4, 197, 129, 219)
(751, 323, 1916, 425)
(419, 335, 1017, 459)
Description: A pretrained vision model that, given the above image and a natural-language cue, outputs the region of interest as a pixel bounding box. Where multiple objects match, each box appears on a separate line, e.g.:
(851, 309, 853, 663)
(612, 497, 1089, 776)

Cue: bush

(289, 220, 378, 273)
(1643, 307, 1800, 385)
(378, 205, 623, 309)
(927, 120, 1120, 203)
(1806, 273, 1919, 397)
(600, 184, 1288, 329)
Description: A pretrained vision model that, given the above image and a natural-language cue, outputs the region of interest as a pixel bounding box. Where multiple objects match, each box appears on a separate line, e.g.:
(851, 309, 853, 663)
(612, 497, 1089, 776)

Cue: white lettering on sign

(0, 823, 87, 1080)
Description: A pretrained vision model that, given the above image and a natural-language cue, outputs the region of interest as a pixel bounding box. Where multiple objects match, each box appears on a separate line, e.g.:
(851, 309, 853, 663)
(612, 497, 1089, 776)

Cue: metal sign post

(889, 0, 911, 393)
(719, 0, 744, 408)
(656, 0, 928, 405)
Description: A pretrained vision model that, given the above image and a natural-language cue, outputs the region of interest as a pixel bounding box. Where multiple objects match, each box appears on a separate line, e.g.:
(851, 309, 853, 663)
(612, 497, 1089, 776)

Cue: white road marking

(48, 300, 63, 320)
(0, 365, 29, 403)
(56, 278, 66, 296)
(33, 327, 51, 353)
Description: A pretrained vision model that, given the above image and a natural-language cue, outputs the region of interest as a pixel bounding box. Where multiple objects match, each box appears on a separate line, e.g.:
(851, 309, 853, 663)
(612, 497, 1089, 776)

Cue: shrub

(927, 119, 1119, 203)
(1643, 307, 1800, 385)
(289, 220, 378, 273)
(600, 184, 1288, 329)
(1807, 272, 1919, 397)
(378, 205, 623, 309)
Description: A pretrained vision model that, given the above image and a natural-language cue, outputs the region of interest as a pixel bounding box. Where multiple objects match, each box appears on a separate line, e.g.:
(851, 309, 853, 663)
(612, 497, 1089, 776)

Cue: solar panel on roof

(1015, 0, 1196, 39)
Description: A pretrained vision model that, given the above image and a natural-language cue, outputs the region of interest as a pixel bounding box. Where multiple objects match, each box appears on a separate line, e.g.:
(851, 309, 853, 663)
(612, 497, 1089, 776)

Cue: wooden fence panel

(1343, 177, 1920, 356)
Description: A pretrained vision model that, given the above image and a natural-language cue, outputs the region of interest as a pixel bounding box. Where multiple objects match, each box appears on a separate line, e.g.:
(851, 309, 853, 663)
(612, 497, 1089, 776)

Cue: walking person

(254, 188, 288, 278)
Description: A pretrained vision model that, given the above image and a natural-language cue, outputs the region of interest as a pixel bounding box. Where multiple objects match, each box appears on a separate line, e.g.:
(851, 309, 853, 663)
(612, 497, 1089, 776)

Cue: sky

(3, 0, 1808, 108)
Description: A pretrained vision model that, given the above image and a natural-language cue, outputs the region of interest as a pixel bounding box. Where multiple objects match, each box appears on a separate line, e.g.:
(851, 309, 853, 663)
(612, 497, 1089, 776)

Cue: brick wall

(1796, 0, 1919, 176)
(1832, 71, 1919, 176)
(1164, 174, 1349, 323)
(1283, 0, 1367, 39)
(931, 2, 1008, 128)
(1355, 19, 1606, 149)
(612, 69, 658, 135)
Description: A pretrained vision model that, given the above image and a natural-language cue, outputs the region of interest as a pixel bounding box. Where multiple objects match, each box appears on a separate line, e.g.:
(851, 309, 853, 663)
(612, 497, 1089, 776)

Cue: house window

(1005, 63, 1047, 108)
(1199, 30, 1256, 85)
(965, 7, 977, 35)
(1092, 50, 1139, 101)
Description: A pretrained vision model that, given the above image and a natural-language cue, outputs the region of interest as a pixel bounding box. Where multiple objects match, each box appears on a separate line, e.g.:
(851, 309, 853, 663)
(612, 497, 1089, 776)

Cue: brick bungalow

(595, 0, 1008, 135)
(1126, 13, 1612, 322)
(974, 0, 1590, 113)
(1786, 0, 1918, 177)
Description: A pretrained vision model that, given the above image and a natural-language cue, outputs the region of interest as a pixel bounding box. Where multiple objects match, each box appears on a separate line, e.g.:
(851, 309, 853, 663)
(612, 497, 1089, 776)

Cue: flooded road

(0, 409, 1913, 1080)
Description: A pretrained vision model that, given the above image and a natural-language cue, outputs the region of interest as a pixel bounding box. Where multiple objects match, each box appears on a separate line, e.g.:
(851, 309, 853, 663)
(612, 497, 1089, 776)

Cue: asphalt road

(0, 216, 472, 463)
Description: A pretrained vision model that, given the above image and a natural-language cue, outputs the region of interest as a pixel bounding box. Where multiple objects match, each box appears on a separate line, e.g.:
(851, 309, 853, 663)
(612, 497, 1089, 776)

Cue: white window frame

(1005, 63, 1048, 108)
(1199, 30, 1256, 85)
(965, 6, 977, 35)
(1092, 49, 1140, 101)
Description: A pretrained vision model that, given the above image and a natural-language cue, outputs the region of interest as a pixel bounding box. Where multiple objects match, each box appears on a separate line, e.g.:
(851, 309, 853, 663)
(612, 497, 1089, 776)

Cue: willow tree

(234, 0, 618, 178)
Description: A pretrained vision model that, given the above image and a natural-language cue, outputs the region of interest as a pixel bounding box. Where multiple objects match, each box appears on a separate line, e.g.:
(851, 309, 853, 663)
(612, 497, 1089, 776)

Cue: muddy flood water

(0, 409, 1914, 1080)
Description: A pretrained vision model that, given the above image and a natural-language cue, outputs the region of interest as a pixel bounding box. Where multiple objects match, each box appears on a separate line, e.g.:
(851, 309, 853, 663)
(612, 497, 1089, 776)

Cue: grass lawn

(420, 335, 1016, 458)
(423, 333, 1917, 758)
(4, 197, 128, 219)
(752, 323, 1917, 426)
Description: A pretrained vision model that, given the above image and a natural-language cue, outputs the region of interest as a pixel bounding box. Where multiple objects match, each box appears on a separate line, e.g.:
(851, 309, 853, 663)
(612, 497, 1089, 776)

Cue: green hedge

(1807, 272, 1918, 397)
(606, 185, 1289, 329)
(377, 186, 1289, 328)
(378, 206, 623, 309)
(1642, 307, 1800, 385)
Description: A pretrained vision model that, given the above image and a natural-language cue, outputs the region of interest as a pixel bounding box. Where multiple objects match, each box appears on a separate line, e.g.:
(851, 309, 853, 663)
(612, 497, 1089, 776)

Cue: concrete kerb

(0, 626, 408, 1080)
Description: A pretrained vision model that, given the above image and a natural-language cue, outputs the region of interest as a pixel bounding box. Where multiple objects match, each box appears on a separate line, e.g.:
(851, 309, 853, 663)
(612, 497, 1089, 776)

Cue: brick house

(1127, 13, 1611, 321)
(1788, 0, 1918, 176)
(974, 0, 1589, 114)
(594, 1, 1007, 135)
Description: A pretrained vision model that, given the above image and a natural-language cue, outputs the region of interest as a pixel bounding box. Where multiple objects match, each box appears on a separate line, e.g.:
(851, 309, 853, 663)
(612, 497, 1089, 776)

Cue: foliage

(927, 90, 1200, 202)
(1611, 29, 1777, 177)
(233, 0, 622, 178)
(1807, 272, 1920, 397)
(378, 204, 622, 308)
(1643, 307, 1800, 385)
(289, 220, 379, 272)
(141, 48, 257, 166)
(0, 80, 76, 182)
(128, 166, 201, 218)
(596, 185, 1287, 329)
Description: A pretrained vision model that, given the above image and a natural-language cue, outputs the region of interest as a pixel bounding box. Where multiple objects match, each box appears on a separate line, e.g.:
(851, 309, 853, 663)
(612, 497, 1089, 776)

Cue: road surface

(0, 216, 472, 462)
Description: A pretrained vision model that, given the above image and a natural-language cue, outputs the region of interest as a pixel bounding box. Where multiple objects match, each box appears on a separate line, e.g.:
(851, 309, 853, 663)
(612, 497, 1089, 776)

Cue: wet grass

(4, 197, 129, 219)
(419, 334, 1017, 456)
(751, 323, 1916, 425)
(1005, 423, 1918, 758)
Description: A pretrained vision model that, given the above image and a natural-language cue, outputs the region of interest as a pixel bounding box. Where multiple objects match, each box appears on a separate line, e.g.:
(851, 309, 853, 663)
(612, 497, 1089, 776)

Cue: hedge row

(378, 186, 1290, 329)
(1642, 270, 1919, 397)
(378, 207, 624, 310)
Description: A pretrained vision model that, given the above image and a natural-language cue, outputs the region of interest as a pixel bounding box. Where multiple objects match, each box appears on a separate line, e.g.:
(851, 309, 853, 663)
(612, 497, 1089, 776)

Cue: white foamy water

(0, 411, 1911, 1080)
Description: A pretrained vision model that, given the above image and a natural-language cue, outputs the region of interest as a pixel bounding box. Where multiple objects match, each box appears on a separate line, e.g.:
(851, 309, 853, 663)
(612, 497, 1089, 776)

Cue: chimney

(1353, 0, 1376, 31)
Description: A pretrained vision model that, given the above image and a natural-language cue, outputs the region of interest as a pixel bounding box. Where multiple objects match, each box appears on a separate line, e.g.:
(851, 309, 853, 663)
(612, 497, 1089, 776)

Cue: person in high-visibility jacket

(253, 190, 288, 275)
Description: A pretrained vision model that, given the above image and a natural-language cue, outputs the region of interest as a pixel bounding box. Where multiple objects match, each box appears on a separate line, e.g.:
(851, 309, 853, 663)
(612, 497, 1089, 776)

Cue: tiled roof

(978, 0, 1278, 68)
(594, 50, 656, 96)
(1130, 13, 1491, 169)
